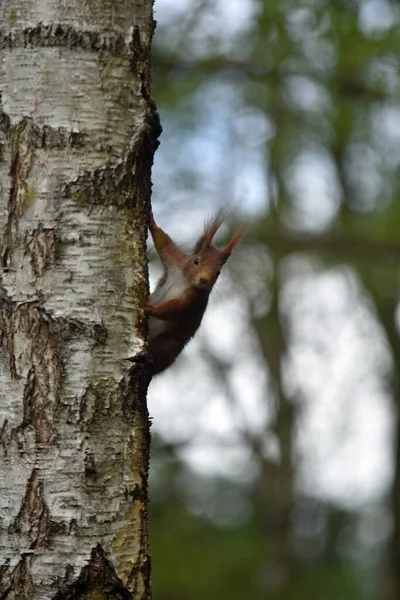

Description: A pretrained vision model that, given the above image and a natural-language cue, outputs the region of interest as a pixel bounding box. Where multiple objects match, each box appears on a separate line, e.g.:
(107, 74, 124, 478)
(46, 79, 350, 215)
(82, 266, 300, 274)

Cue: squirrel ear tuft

(193, 211, 224, 253)
(220, 226, 247, 259)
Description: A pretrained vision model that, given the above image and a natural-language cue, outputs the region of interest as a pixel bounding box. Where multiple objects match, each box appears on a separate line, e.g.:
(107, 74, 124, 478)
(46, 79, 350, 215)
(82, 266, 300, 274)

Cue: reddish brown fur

(147, 214, 245, 375)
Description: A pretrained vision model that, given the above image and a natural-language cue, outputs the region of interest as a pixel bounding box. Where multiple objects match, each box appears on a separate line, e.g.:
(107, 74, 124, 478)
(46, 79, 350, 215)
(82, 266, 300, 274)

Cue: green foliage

(150, 455, 365, 600)
(150, 0, 400, 597)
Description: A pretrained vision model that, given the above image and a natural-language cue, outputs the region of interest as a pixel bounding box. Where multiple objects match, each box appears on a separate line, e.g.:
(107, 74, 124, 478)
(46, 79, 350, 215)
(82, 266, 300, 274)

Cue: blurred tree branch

(255, 228, 400, 262)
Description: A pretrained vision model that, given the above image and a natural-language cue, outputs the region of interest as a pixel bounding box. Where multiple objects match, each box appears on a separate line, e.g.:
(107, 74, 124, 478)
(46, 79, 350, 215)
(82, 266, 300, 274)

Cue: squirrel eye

(193, 257, 199, 265)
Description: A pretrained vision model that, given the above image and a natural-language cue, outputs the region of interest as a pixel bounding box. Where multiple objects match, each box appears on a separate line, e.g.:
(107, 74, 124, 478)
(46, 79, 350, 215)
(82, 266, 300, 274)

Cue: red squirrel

(146, 213, 246, 375)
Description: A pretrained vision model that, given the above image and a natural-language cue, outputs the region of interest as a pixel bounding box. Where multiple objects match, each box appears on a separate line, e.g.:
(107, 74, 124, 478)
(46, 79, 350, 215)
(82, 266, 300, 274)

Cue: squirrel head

(183, 213, 246, 290)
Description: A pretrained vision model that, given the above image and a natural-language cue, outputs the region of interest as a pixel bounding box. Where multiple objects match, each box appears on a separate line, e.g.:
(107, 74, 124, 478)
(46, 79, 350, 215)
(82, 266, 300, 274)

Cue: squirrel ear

(193, 212, 224, 253)
(220, 226, 247, 259)
(149, 215, 169, 251)
(150, 215, 188, 264)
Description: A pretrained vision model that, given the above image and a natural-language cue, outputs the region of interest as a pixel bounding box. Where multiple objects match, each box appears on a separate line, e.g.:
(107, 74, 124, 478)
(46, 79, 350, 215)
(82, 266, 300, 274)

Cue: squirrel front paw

(145, 302, 157, 316)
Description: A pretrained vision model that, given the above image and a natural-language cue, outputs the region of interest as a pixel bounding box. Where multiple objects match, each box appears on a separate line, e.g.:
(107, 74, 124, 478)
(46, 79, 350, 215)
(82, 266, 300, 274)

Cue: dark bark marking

(0, 93, 11, 136)
(123, 503, 151, 596)
(10, 468, 51, 551)
(122, 111, 160, 346)
(53, 545, 133, 600)
(84, 451, 97, 478)
(22, 366, 57, 444)
(25, 226, 56, 278)
(0, 554, 33, 599)
(0, 288, 111, 445)
(63, 109, 159, 223)
(0, 24, 128, 57)
(121, 368, 152, 595)
(2, 120, 36, 271)
(0, 111, 89, 272)
(0, 100, 89, 149)
(18, 305, 62, 444)
(0, 296, 63, 441)
(128, 25, 156, 110)
(128, 26, 147, 72)
(0, 419, 10, 457)
(54, 317, 108, 345)
(79, 379, 125, 430)
(0, 287, 17, 379)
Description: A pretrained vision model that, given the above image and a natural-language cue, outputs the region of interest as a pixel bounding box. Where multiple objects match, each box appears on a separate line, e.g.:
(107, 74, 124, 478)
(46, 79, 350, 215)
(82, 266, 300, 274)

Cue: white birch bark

(0, 1, 159, 597)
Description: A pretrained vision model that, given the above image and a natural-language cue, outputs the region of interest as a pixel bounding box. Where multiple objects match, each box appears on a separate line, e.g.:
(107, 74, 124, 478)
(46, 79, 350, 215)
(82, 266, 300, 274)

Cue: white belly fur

(149, 264, 190, 341)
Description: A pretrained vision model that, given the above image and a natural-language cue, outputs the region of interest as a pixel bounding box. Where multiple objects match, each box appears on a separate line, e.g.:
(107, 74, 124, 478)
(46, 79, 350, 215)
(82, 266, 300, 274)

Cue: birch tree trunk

(0, 1, 159, 598)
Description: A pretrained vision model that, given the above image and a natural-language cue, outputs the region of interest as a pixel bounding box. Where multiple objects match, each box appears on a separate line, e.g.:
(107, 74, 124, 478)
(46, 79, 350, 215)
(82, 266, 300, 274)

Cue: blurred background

(148, 1, 400, 598)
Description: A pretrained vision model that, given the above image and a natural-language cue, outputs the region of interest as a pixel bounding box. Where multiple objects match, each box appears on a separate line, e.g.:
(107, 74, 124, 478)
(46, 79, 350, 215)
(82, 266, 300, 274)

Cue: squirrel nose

(199, 277, 208, 285)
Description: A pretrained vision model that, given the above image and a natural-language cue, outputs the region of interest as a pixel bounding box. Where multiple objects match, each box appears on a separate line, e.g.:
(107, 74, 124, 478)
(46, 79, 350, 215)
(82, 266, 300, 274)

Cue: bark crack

(0, 555, 33, 599)
(18, 305, 62, 444)
(0, 290, 62, 442)
(0, 24, 147, 59)
(10, 468, 51, 551)
(25, 226, 56, 278)
(53, 545, 133, 600)
(0, 107, 89, 149)
(2, 120, 36, 271)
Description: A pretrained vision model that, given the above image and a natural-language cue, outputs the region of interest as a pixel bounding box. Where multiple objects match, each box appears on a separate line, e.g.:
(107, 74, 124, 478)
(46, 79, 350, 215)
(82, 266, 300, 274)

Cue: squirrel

(146, 212, 246, 375)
